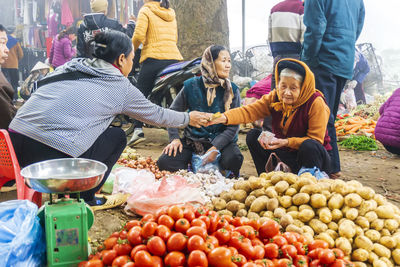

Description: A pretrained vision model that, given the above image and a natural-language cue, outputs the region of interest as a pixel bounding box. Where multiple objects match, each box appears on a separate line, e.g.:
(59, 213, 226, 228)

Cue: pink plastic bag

(112, 167, 155, 195)
(125, 175, 204, 216)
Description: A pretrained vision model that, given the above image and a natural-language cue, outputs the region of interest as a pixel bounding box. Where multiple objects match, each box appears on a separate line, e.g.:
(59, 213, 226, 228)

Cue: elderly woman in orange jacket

(210, 59, 332, 176)
(129, 0, 183, 146)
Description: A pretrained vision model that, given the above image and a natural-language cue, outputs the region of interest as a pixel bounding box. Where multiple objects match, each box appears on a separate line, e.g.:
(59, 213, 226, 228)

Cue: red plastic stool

(0, 130, 42, 206)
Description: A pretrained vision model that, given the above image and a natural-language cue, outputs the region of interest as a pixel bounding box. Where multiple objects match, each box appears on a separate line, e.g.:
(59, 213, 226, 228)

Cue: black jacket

(77, 13, 135, 58)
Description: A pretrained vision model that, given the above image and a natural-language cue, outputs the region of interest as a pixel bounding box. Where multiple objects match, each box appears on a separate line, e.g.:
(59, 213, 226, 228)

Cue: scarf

(200, 46, 234, 112)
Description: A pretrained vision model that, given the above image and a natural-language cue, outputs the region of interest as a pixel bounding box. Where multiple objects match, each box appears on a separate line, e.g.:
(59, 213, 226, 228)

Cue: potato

(359, 199, 378, 216)
(331, 180, 348, 195)
(373, 243, 391, 258)
(338, 220, 356, 239)
(287, 206, 298, 212)
(205, 202, 214, 211)
(285, 187, 297, 197)
(232, 190, 248, 203)
(345, 208, 359, 220)
(347, 180, 363, 189)
(344, 193, 363, 208)
(283, 173, 297, 185)
(293, 219, 304, 228)
(394, 214, 400, 225)
(249, 176, 265, 190)
(270, 172, 284, 185)
(355, 235, 374, 251)
(328, 222, 338, 231)
(365, 211, 378, 223)
(287, 211, 299, 220)
(326, 229, 338, 240)
(247, 211, 260, 220)
(274, 208, 286, 218)
(289, 183, 300, 192)
(335, 237, 352, 256)
(298, 208, 315, 223)
(265, 187, 278, 198)
(303, 232, 314, 243)
(341, 205, 350, 215)
(328, 193, 344, 209)
(286, 224, 303, 234)
(263, 181, 273, 189)
(318, 208, 332, 224)
(392, 248, 400, 265)
(249, 188, 265, 198)
(393, 233, 400, 248)
(249, 196, 268, 213)
(353, 262, 367, 267)
(376, 205, 395, 219)
(278, 196, 292, 209)
(259, 217, 269, 224)
(275, 181, 289, 194)
(384, 219, 399, 232)
(331, 209, 343, 222)
(379, 236, 396, 249)
(352, 248, 369, 262)
(371, 219, 384, 231)
(310, 194, 327, 209)
(355, 226, 364, 236)
(217, 209, 233, 216)
(259, 172, 270, 179)
(266, 198, 279, 211)
(309, 219, 328, 234)
(236, 209, 247, 217)
(299, 172, 317, 183)
(374, 194, 387, 206)
(316, 233, 334, 248)
(296, 176, 315, 188)
(292, 193, 310, 205)
(280, 214, 294, 228)
(372, 259, 387, 267)
(369, 252, 379, 264)
(355, 216, 370, 229)
(299, 204, 313, 211)
(234, 180, 251, 193)
(220, 191, 232, 202)
(238, 203, 245, 210)
(357, 186, 375, 200)
(212, 197, 227, 210)
(321, 190, 331, 200)
(245, 195, 256, 208)
(299, 184, 316, 194)
(302, 225, 314, 235)
(379, 257, 394, 267)
(365, 230, 381, 242)
(380, 229, 390, 237)
(226, 200, 241, 213)
(264, 211, 274, 219)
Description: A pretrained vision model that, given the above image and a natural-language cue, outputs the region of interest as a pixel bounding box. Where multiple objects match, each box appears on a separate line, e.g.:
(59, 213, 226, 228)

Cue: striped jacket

(268, 0, 305, 58)
(9, 58, 189, 157)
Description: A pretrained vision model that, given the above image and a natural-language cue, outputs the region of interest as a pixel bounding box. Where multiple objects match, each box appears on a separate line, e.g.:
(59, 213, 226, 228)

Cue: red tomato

(164, 251, 186, 266)
(158, 214, 175, 229)
(264, 243, 279, 259)
(214, 228, 231, 245)
(195, 207, 209, 217)
(272, 235, 288, 248)
(187, 226, 208, 239)
(254, 259, 274, 267)
(308, 240, 329, 252)
(318, 249, 336, 264)
(281, 244, 297, 259)
(332, 248, 344, 259)
(245, 219, 261, 231)
(110, 232, 120, 238)
(85, 259, 103, 267)
(258, 220, 280, 239)
(282, 232, 297, 244)
(122, 262, 135, 267)
(127, 227, 142, 246)
(103, 237, 118, 250)
(242, 263, 258, 267)
(154, 206, 168, 220)
(293, 255, 309, 267)
(216, 218, 229, 230)
(184, 208, 196, 222)
(275, 259, 292, 267)
(204, 241, 216, 254)
(191, 218, 208, 229)
(231, 254, 247, 266)
(119, 230, 128, 240)
(130, 244, 147, 260)
(199, 215, 211, 229)
(238, 240, 255, 260)
(309, 259, 323, 267)
(235, 226, 256, 239)
(228, 246, 239, 256)
(205, 235, 219, 247)
(100, 249, 117, 265)
(124, 220, 141, 231)
(112, 255, 131, 267)
(141, 214, 156, 223)
(134, 250, 153, 267)
(231, 217, 244, 227)
(329, 259, 348, 267)
(168, 205, 184, 221)
(251, 238, 263, 247)
(207, 247, 233, 267)
(307, 248, 323, 260)
(141, 222, 157, 239)
(293, 242, 306, 255)
(155, 224, 171, 242)
(167, 232, 187, 252)
(114, 241, 132, 256)
(188, 235, 206, 252)
(152, 256, 163, 267)
(147, 236, 166, 257)
(187, 250, 208, 267)
(78, 261, 88, 267)
(253, 245, 265, 260)
(175, 218, 190, 234)
(208, 215, 219, 234)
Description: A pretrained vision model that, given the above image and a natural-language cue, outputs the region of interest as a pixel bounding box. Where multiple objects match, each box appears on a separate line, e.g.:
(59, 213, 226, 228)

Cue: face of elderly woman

(214, 50, 231, 79)
(278, 76, 301, 105)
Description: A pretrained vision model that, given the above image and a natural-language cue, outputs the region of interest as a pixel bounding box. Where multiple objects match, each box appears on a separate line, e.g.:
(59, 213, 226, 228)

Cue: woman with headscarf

(157, 45, 244, 177)
(209, 58, 332, 176)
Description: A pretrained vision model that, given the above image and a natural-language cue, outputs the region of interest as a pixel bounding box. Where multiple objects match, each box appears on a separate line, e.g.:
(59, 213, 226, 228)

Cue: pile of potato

(210, 172, 400, 267)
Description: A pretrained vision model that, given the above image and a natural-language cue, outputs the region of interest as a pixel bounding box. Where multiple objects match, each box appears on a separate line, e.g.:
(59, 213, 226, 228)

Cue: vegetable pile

(210, 172, 400, 266)
(339, 135, 379, 151)
(335, 115, 376, 138)
(118, 156, 170, 179)
(81, 205, 352, 267)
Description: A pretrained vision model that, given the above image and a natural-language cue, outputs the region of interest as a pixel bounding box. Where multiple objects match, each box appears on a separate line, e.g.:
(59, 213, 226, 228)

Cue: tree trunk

(170, 0, 230, 60)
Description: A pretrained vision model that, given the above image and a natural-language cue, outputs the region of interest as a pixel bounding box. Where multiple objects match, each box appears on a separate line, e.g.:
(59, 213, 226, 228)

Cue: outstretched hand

(207, 114, 227, 126)
(189, 111, 213, 128)
(163, 139, 183, 157)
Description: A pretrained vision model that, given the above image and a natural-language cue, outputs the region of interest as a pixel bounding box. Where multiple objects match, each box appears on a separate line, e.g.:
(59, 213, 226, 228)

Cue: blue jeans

(310, 66, 347, 173)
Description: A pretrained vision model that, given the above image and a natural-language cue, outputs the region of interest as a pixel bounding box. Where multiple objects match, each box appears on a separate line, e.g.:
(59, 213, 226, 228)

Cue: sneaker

(128, 128, 146, 147)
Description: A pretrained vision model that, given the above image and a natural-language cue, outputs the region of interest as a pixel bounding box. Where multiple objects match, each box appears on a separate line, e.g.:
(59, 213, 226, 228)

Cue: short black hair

(0, 24, 6, 32)
(210, 45, 228, 61)
(92, 30, 132, 64)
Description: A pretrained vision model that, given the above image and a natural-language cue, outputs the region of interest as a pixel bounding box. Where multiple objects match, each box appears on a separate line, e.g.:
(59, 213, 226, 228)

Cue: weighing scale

(21, 158, 107, 267)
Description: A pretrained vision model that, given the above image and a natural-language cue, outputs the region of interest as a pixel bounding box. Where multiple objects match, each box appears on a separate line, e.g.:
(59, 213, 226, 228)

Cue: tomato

(245, 219, 261, 231)
(235, 226, 256, 239)
(207, 247, 233, 266)
(264, 243, 279, 259)
(187, 226, 208, 239)
(208, 215, 219, 234)
(329, 259, 348, 267)
(127, 227, 143, 246)
(100, 249, 117, 265)
(253, 245, 265, 260)
(175, 218, 190, 233)
(184, 208, 196, 222)
(309, 259, 323, 267)
(231, 254, 247, 266)
(187, 250, 208, 267)
(167, 232, 187, 252)
(124, 220, 141, 231)
(204, 241, 216, 254)
(242, 263, 258, 267)
(78, 261, 88, 267)
(228, 246, 239, 256)
(275, 259, 292, 267)
(191, 218, 208, 229)
(231, 217, 244, 227)
(308, 240, 329, 252)
(254, 259, 274, 267)
(122, 263, 135, 267)
(258, 220, 280, 239)
(147, 236, 166, 257)
(130, 244, 147, 260)
(141, 214, 156, 223)
(216, 218, 229, 230)
(293, 242, 306, 255)
(114, 241, 133, 256)
(195, 207, 209, 217)
(158, 214, 175, 229)
(293, 255, 308, 267)
(205, 235, 219, 247)
(282, 232, 297, 244)
(141, 222, 157, 239)
(199, 215, 211, 229)
(119, 230, 128, 240)
(318, 249, 335, 264)
(188, 235, 206, 252)
(155, 224, 171, 242)
(307, 248, 323, 260)
(168, 205, 184, 221)
(238, 240, 255, 260)
(134, 250, 153, 267)
(85, 259, 103, 267)
(281, 244, 297, 259)
(152, 256, 163, 267)
(332, 248, 344, 259)
(112, 255, 131, 267)
(214, 228, 231, 245)
(155, 206, 169, 220)
(164, 251, 186, 266)
(104, 237, 118, 250)
(251, 238, 263, 247)
(272, 235, 288, 248)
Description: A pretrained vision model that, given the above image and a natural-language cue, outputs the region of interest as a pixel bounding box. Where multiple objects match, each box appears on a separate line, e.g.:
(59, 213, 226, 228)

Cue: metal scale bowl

(21, 158, 107, 267)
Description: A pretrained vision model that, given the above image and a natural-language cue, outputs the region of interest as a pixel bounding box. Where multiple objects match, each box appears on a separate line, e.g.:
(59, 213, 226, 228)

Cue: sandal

(0, 185, 17, 192)
(90, 193, 129, 212)
(329, 171, 342, 179)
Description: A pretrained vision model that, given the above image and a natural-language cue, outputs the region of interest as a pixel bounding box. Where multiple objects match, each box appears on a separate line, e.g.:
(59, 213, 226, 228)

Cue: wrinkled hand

(202, 147, 219, 165)
(259, 138, 288, 150)
(129, 14, 137, 21)
(163, 139, 183, 157)
(207, 114, 227, 126)
(189, 111, 213, 128)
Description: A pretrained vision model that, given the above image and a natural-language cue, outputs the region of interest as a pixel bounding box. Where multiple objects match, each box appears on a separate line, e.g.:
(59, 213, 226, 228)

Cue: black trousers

(134, 58, 179, 129)
(354, 82, 366, 104)
(157, 139, 244, 177)
(310, 66, 347, 174)
(384, 144, 400, 156)
(246, 128, 331, 176)
(9, 128, 126, 201)
(2, 68, 19, 100)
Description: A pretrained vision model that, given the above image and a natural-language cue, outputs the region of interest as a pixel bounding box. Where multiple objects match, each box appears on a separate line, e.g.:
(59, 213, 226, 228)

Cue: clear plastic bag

(258, 130, 276, 145)
(298, 166, 329, 180)
(0, 200, 46, 267)
(112, 167, 155, 195)
(191, 149, 221, 174)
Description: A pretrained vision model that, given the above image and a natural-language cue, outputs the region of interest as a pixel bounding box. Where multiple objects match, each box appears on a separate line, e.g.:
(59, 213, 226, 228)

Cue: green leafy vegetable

(339, 135, 378, 151)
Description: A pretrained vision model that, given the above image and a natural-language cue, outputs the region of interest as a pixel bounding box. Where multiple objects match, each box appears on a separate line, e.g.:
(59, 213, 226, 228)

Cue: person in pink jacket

(49, 27, 76, 68)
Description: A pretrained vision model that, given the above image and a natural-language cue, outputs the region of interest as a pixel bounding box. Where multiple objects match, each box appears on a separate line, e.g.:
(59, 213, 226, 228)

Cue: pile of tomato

(80, 205, 354, 267)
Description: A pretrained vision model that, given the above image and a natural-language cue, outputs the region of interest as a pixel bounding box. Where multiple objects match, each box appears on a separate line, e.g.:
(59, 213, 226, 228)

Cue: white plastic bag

(258, 130, 276, 144)
(112, 167, 155, 195)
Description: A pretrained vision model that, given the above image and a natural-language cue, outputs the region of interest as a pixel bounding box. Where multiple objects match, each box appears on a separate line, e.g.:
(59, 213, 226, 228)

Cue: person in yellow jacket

(129, 0, 183, 146)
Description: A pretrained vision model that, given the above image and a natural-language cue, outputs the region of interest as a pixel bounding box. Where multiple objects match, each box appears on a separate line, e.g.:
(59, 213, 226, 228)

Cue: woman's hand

(163, 139, 183, 157)
(207, 114, 227, 126)
(262, 138, 289, 150)
(202, 146, 219, 165)
(189, 111, 212, 128)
